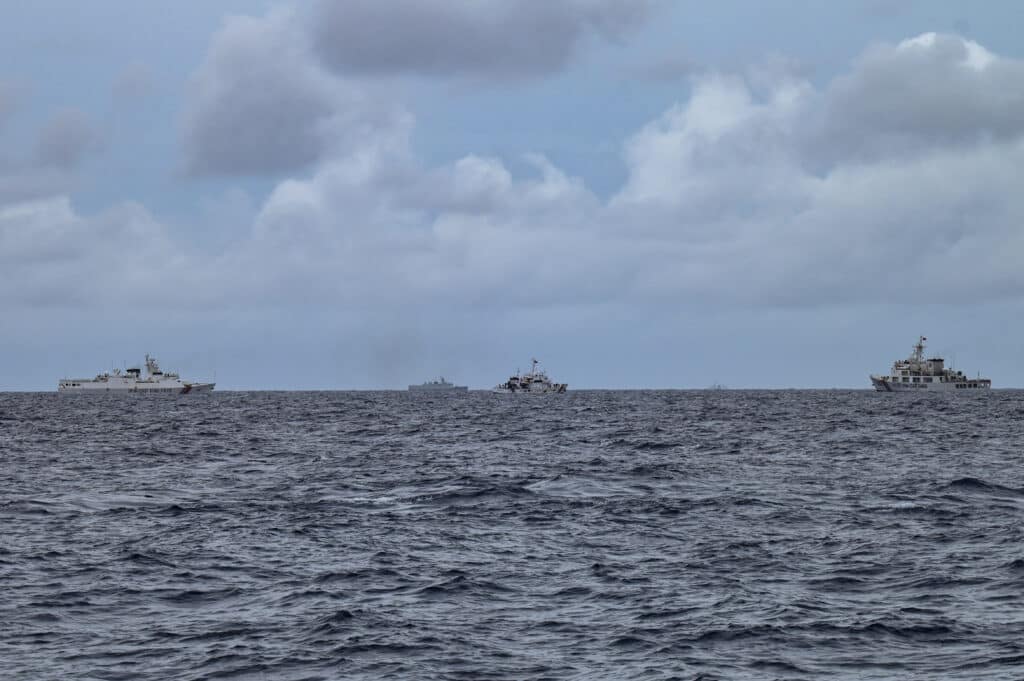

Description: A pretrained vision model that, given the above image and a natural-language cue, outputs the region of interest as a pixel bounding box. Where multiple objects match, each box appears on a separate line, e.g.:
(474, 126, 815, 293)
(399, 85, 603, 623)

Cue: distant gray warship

(408, 377, 468, 392)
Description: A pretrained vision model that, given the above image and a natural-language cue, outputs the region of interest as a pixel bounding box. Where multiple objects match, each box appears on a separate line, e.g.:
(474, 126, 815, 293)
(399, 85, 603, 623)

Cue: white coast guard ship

(493, 359, 567, 394)
(870, 336, 990, 392)
(58, 355, 215, 393)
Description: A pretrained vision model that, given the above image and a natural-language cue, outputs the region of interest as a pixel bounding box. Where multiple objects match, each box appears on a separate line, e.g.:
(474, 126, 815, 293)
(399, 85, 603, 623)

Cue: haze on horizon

(2, 1, 1023, 391)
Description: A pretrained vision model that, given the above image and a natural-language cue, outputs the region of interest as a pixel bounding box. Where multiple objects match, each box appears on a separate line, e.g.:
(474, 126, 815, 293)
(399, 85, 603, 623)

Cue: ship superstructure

(58, 355, 215, 393)
(493, 359, 567, 394)
(870, 337, 990, 392)
(409, 377, 468, 392)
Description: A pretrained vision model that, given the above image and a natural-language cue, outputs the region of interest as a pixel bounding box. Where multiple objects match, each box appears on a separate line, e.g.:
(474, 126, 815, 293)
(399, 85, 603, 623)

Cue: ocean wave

(5, 389, 1024, 679)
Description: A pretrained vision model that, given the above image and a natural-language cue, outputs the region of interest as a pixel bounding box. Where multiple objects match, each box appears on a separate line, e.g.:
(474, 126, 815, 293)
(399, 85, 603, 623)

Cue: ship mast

(912, 336, 926, 366)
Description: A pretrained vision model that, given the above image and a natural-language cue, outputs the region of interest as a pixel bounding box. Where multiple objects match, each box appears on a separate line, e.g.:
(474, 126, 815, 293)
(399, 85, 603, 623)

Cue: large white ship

(493, 359, 567, 394)
(59, 355, 215, 394)
(870, 337, 990, 392)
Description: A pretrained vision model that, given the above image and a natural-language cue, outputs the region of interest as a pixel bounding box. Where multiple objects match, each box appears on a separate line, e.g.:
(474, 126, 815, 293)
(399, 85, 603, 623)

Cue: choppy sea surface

(3, 390, 1024, 680)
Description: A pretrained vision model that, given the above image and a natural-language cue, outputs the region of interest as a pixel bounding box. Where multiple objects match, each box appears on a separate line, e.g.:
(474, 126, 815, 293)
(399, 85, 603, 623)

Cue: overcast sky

(2, 1, 1023, 390)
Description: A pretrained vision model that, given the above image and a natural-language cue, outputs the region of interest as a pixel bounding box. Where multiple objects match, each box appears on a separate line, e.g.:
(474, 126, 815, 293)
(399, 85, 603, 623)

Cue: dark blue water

(3, 390, 1024, 679)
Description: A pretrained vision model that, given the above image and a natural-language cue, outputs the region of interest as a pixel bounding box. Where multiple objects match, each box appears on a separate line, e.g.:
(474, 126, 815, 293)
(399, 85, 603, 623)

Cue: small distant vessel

(59, 355, 215, 393)
(493, 359, 567, 394)
(408, 377, 468, 392)
(870, 336, 990, 392)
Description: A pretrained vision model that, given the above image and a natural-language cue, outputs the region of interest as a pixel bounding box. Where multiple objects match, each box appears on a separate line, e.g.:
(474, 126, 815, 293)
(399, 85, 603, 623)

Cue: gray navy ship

(408, 377, 468, 392)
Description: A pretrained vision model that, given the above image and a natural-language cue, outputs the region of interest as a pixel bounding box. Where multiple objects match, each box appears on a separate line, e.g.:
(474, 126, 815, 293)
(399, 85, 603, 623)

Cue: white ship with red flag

(870, 336, 990, 392)
(493, 359, 567, 394)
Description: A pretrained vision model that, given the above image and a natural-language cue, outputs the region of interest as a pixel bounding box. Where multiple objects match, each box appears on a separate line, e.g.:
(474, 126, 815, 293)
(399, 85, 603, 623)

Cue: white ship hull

(492, 384, 566, 394)
(58, 381, 215, 394)
(870, 375, 989, 392)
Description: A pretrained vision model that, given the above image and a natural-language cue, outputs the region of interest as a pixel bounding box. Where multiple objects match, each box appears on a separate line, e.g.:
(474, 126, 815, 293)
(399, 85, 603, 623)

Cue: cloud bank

(4, 29, 1024, 320)
(310, 0, 653, 78)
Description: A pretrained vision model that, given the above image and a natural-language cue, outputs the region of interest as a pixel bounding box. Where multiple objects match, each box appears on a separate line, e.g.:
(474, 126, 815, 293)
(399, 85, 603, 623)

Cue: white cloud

(607, 35, 1024, 305)
(0, 196, 187, 306)
(898, 32, 994, 71)
(815, 32, 1024, 165)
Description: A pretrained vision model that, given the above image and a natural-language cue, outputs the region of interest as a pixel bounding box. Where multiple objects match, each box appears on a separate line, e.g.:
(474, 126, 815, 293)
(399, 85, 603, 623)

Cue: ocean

(2, 390, 1023, 679)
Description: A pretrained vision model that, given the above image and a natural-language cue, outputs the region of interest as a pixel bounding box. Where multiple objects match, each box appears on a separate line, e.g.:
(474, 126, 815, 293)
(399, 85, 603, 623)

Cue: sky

(2, 0, 1023, 390)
